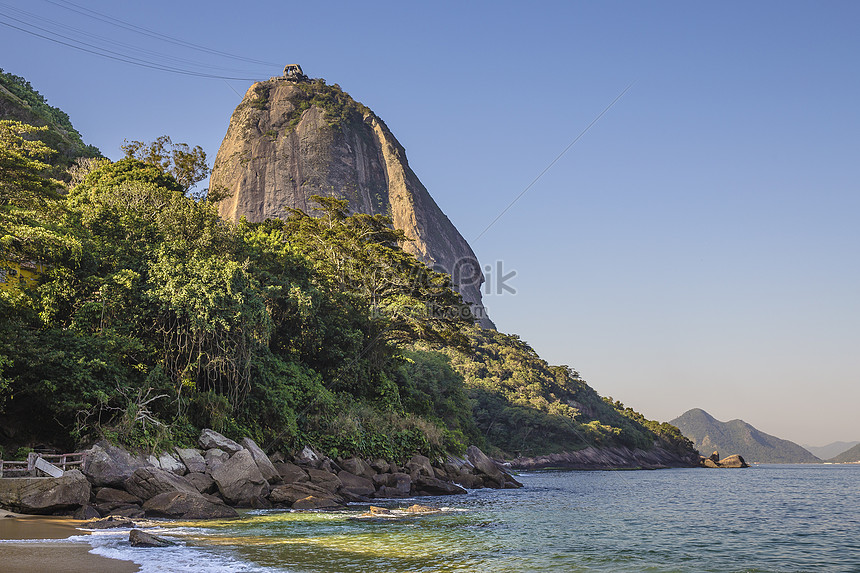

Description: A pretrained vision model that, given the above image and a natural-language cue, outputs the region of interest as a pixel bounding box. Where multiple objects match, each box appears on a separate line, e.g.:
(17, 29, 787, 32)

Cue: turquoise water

(81, 464, 859, 572)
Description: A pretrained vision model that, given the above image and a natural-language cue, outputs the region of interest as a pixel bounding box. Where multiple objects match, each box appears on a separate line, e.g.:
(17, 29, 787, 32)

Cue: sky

(1, 0, 858, 446)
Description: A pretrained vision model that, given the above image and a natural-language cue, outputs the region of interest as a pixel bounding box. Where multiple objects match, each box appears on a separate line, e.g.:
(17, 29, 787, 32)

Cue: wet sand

(0, 510, 139, 572)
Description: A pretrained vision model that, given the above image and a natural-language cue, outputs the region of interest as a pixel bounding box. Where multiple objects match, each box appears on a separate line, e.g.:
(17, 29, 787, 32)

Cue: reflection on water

(94, 465, 860, 573)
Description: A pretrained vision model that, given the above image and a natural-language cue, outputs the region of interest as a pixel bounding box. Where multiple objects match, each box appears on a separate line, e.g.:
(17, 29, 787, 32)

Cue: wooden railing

(0, 451, 87, 477)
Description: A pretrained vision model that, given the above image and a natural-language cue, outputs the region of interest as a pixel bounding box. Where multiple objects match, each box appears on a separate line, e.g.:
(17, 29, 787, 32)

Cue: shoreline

(0, 510, 139, 573)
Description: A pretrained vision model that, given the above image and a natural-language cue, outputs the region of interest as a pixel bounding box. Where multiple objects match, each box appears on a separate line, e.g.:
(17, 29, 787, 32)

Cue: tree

(121, 135, 209, 192)
(0, 120, 64, 207)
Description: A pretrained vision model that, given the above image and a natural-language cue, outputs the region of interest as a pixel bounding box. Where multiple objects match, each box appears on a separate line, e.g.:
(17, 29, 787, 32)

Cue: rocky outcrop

(2, 429, 518, 517)
(698, 451, 750, 468)
(717, 454, 749, 468)
(0, 469, 90, 514)
(142, 491, 238, 519)
(210, 78, 493, 328)
(510, 446, 698, 471)
(129, 529, 174, 547)
(241, 437, 281, 484)
(123, 467, 198, 501)
(199, 429, 243, 454)
(174, 448, 206, 474)
(82, 442, 146, 487)
(210, 449, 270, 507)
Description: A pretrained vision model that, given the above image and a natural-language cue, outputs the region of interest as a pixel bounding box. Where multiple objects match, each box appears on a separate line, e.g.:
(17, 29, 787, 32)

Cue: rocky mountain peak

(210, 76, 493, 327)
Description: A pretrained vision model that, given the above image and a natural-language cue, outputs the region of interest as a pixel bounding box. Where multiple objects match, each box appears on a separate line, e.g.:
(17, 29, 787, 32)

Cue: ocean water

(73, 464, 860, 572)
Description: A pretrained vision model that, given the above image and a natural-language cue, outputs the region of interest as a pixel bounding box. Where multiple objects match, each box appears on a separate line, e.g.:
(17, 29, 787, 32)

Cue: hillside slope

(829, 443, 860, 463)
(804, 441, 859, 460)
(0, 68, 99, 171)
(670, 408, 820, 463)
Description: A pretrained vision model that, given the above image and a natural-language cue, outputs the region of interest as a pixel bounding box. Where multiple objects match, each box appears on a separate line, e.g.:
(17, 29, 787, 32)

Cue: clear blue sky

(2, 0, 858, 446)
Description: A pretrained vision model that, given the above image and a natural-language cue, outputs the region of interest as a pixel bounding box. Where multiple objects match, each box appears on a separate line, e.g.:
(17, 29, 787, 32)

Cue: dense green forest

(0, 73, 695, 462)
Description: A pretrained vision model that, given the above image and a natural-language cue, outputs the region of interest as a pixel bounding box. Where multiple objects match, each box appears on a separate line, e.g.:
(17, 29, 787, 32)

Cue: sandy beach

(0, 510, 139, 573)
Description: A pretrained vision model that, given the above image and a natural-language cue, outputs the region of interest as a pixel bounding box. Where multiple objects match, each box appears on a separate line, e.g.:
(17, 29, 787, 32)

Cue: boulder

(210, 449, 269, 507)
(718, 454, 749, 468)
(405, 454, 434, 479)
(405, 504, 440, 514)
(305, 467, 342, 493)
(184, 472, 218, 494)
(205, 448, 231, 473)
(502, 472, 524, 489)
(95, 502, 144, 518)
(292, 495, 342, 510)
(84, 516, 136, 529)
(129, 529, 174, 547)
(369, 459, 390, 474)
(95, 487, 142, 504)
(273, 461, 310, 484)
(174, 448, 206, 474)
(123, 467, 197, 501)
(241, 437, 281, 484)
(73, 504, 101, 520)
(444, 455, 475, 477)
(82, 442, 145, 488)
(198, 429, 244, 454)
(451, 473, 484, 490)
(703, 458, 719, 468)
(293, 445, 323, 468)
(142, 491, 238, 519)
(413, 475, 467, 496)
(375, 473, 411, 498)
(319, 458, 340, 474)
(337, 470, 375, 496)
(0, 469, 91, 514)
(709, 451, 720, 463)
(268, 482, 343, 506)
(340, 457, 375, 479)
(466, 446, 505, 487)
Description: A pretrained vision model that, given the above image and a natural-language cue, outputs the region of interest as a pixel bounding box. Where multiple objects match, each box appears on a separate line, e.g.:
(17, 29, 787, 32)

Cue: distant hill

(804, 441, 860, 460)
(829, 443, 860, 463)
(670, 408, 820, 463)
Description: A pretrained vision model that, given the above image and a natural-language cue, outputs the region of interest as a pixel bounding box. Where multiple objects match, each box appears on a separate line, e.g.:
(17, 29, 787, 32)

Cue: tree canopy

(0, 125, 695, 464)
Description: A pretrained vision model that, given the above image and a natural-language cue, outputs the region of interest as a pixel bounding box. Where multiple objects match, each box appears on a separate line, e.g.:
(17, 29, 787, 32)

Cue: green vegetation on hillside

(0, 73, 696, 464)
(419, 329, 694, 458)
(0, 68, 100, 173)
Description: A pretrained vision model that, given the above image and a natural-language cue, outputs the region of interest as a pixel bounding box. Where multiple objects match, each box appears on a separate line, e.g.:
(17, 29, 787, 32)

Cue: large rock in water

(0, 469, 91, 514)
(210, 76, 494, 328)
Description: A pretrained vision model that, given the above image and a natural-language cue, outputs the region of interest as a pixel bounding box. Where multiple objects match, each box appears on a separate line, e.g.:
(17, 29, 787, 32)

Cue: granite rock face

(210, 449, 270, 506)
(82, 441, 146, 487)
(123, 467, 198, 501)
(210, 78, 493, 328)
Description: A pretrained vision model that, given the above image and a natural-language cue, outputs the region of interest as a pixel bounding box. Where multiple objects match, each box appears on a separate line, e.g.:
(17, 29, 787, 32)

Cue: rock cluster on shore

(0, 430, 521, 517)
(700, 451, 749, 468)
(510, 445, 700, 471)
